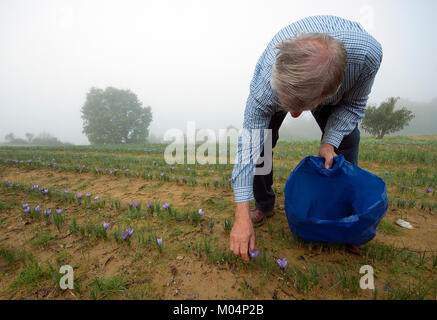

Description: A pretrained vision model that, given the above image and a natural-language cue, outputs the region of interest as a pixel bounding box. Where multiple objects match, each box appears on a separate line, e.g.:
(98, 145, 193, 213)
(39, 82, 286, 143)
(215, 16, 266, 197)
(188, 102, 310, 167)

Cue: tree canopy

(361, 97, 415, 139)
(81, 87, 152, 144)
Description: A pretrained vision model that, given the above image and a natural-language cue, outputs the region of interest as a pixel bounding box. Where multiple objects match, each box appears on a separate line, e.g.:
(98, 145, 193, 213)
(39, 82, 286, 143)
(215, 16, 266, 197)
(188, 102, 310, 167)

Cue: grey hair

(270, 33, 347, 112)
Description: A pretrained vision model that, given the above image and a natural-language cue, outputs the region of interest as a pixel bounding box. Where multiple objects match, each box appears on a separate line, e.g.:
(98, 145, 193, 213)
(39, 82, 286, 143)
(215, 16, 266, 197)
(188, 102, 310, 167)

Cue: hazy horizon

(1, 0, 437, 145)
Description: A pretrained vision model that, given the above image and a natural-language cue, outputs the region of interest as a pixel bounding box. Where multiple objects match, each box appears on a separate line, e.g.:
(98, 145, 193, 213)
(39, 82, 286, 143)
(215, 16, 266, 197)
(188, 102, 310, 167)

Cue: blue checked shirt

(232, 15, 383, 203)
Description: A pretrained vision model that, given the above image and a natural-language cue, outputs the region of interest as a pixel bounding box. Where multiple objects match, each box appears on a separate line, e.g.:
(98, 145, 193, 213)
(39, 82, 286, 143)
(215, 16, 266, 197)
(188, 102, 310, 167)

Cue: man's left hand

(318, 143, 338, 169)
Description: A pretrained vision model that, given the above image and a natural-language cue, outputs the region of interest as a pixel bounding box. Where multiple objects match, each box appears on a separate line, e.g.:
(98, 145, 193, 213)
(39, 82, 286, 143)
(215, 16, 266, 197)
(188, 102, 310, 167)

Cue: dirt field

(0, 136, 436, 300)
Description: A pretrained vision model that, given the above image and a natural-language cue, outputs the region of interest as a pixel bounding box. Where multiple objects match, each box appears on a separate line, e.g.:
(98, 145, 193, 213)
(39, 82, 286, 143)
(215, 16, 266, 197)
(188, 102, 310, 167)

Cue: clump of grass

(89, 275, 127, 300)
(223, 219, 232, 234)
(11, 255, 53, 290)
(31, 231, 55, 248)
(378, 220, 403, 236)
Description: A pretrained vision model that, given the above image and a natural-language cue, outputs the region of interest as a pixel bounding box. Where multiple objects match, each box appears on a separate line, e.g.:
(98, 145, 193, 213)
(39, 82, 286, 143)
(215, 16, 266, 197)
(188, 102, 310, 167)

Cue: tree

(25, 133, 34, 143)
(361, 97, 415, 139)
(81, 87, 153, 144)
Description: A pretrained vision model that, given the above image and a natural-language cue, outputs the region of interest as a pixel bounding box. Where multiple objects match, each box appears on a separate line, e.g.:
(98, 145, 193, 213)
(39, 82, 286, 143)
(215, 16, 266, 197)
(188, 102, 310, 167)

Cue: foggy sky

(1, 0, 436, 145)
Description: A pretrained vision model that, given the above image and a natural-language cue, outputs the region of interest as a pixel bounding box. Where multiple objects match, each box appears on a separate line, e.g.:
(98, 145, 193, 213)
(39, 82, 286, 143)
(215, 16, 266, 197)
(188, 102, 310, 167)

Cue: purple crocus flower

(147, 203, 152, 208)
(35, 205, 41, 212)
(428, 188, 434, 193)
(249, 248, 259, 259)
(129, 202, 139, 208)
(22, 203, 29, 208)
(28, 160, 32, 164)
(23, 207, 30, 213)
(401, 185, 405, 190)
(127, 228, 134, 236)
(77, 193, 82, 199)
(163, 203, 171, 210)
(44, 209, 52, 216)
(43, 189, 49, 194)
(228, 178, 232, 183)
(95, 168, 100, 173)
(157, 238, 163, 247)
(385, 171, 390, 175)
(86, 193, 92, 197)
(65, 190, 70, 194)
(39, 187, 44, 192)
(103, 222, 110, 229)
(114, 169, 118, 173)
(160, 173, 164, 177)
(170, 166, 175, 170)
(147, 174, 151, 177)
(125, 168, 129, 172)
(94, 196, 100, 201)
(277, 258, 287, 270)
(214, 178, 218, 183)
(121, 232, 128, 240)
(8, 183, 13, 187)
(109, 170, 113, 174)
(56, 209, 63, 214)
(198, 209, 205, 216)
(187, 168, 191, 171)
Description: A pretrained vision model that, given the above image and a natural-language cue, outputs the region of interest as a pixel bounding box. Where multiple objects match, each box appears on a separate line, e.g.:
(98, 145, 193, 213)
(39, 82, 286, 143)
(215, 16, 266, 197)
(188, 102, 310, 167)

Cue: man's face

(280, 96, 325, 119)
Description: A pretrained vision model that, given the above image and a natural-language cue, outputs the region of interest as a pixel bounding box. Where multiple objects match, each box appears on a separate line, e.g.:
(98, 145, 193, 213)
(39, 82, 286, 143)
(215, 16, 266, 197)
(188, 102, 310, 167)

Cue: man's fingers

(249, 234, 255, 251)
(325, 157, 333, 169)
(239, 242, 250, 262)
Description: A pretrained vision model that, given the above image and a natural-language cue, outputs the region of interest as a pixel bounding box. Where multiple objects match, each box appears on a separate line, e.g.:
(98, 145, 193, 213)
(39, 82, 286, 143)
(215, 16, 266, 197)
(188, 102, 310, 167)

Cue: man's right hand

(230, 202, 256, 262)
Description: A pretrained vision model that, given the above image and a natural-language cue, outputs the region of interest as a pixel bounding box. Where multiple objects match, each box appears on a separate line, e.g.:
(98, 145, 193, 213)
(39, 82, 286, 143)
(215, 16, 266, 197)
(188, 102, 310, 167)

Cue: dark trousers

(253, 106, 361, 211)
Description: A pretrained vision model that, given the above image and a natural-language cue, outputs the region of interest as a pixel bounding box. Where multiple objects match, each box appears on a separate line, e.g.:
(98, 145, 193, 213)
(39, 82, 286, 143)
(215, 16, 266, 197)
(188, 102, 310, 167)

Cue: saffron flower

(94, 196, 100, 201)
(198, 209, 205, 216)
(86, 193, 92, 197)
(65, 190, 70, 194)
(103, 222, 110, 229)
(147, 203, 152, 208)
(22, 203, 29, 208)
(163, 203, 171, 210)
(44, 209, 52, 216)
(277, 258, 287, 270)
(157, 238, 163, 247)
(127, 228, 134, 236)
(23, 207, 30, 213)
(56, 209, 63, 214)
(35, 205, 41, 212)
(43, 189, 49, 194)
(121, 232, 128, 240)
(129, 202, 139, 208)
(428, 188, 434, 193)
(249, 248, 259, 259)
(77, 193, 82, 199)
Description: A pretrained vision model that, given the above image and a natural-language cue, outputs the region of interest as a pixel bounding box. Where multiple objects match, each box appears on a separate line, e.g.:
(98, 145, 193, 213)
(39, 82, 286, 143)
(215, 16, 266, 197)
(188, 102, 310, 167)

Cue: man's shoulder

(332, 29, 383, 71)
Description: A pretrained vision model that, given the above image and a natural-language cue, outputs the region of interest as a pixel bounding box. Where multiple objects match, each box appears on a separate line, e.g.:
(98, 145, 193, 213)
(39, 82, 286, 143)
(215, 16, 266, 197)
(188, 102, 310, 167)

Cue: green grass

(89, 275, 128, 300)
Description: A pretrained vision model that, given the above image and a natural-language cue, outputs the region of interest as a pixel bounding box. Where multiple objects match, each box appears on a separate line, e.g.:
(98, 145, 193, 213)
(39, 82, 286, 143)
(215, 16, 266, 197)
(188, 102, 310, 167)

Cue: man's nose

(290, 111, 302, 118)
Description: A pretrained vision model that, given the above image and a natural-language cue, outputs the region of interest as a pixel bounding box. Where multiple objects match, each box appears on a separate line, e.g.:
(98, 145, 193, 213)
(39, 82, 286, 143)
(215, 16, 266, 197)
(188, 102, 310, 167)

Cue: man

(230, 15, 382, 262)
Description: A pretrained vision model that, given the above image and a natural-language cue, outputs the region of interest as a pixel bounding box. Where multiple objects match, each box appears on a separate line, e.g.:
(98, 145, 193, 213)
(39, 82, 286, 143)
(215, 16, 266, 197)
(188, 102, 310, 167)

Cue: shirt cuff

(321, 130, 343, 149)
(233, 186, 255, 203)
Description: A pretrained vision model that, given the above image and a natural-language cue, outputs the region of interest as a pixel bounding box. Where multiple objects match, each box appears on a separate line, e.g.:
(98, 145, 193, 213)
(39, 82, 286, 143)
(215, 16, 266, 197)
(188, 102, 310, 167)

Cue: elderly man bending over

(230, 15, 382, 262)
